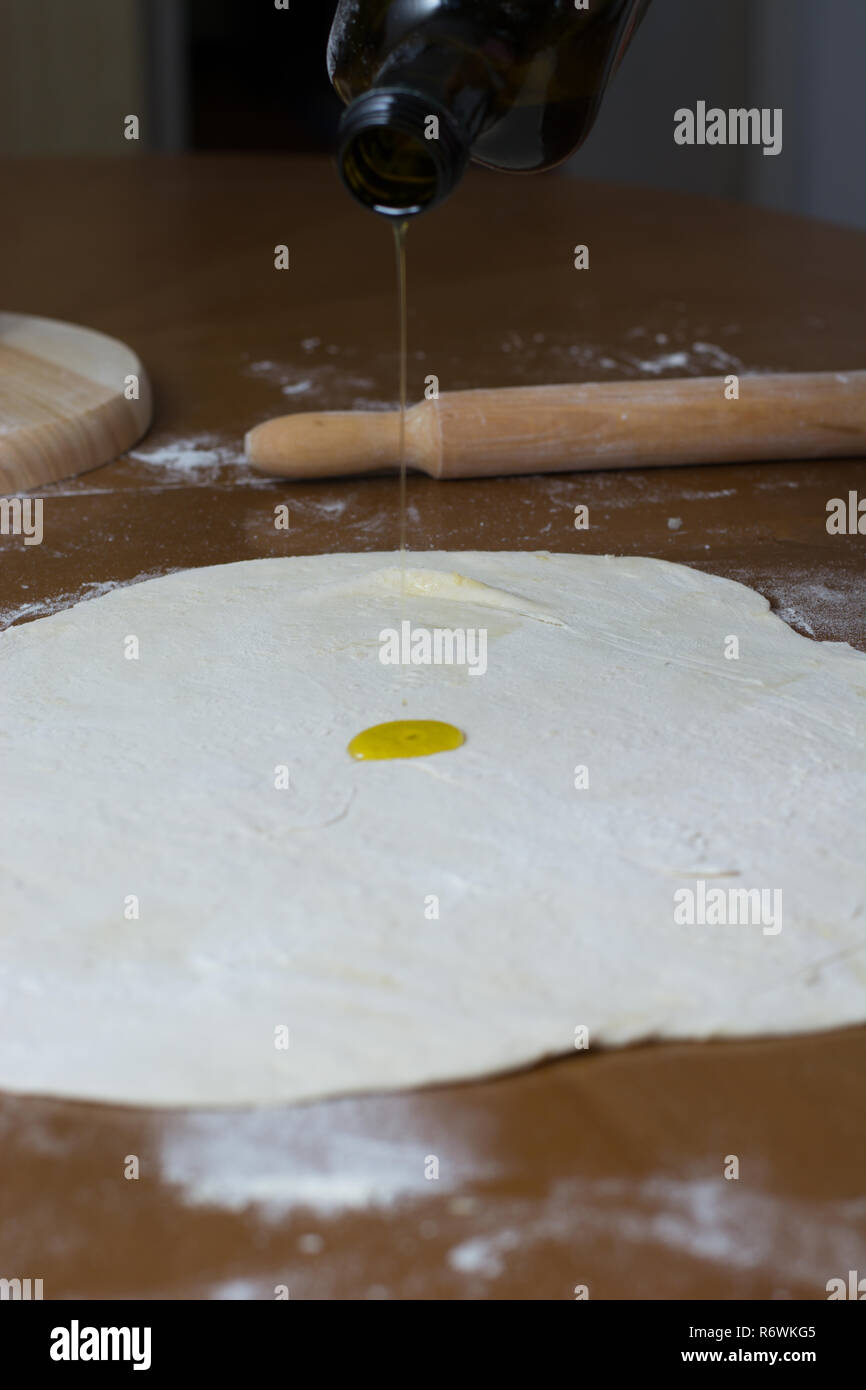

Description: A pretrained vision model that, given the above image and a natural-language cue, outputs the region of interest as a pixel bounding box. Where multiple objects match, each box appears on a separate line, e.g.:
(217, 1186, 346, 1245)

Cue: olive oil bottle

(328, 0, 652, 217)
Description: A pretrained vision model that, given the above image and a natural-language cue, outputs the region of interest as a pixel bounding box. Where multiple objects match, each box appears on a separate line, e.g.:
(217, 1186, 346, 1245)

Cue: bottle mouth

(337, 90, 469, 218)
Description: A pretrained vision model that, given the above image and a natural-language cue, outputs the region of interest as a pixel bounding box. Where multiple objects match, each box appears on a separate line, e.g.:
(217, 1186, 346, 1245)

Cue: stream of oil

(394, 218, 409, 594)
(345, 220, 463, 764)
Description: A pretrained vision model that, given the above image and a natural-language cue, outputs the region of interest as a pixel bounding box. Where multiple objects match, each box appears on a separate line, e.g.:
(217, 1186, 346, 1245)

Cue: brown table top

(1, 155, 864, 1300)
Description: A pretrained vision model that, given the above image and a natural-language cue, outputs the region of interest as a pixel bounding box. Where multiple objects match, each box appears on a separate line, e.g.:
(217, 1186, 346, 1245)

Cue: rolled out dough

(1, 551, 864, 1108)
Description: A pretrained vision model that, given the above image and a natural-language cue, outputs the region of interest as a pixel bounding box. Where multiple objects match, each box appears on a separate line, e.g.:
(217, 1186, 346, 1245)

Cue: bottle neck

(336, 43, 496, 218)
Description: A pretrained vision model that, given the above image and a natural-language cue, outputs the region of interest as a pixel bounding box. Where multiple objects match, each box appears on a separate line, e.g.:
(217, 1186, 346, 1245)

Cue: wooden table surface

(1, 155, 864, 1300)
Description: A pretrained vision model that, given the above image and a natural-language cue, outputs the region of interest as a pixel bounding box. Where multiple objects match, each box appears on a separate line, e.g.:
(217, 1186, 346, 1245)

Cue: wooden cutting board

(0, 312, 152, 492)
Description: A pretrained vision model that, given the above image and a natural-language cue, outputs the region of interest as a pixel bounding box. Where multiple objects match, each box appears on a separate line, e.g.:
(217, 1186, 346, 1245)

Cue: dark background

(0, 0, 864, 229)
(185, 0, 337, 152)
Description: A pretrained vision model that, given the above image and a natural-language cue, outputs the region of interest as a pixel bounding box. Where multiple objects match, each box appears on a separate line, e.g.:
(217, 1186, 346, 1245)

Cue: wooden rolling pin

(245, 369, 866, 479)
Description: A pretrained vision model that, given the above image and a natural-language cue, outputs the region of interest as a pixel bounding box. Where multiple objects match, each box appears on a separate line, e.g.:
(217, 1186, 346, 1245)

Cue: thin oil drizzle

(394, 218, 409, 601)
(347, 225, 466, 764)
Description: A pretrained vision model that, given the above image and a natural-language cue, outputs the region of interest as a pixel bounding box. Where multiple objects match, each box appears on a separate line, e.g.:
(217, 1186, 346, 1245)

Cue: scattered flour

(678, 488, 738, 501)
(244, 358, 377, 404)
(159, 1102, 494, 1219)
(127, 433, 277, 488)
(488, 327, 749, 385)
(0, 571, 177, 632)
(290, 496, 349, 521)
(615, 341, 744, 377)
(730, 568, 864, 646)
(445, 1176, 866, 1290)
(128, 435, 240, 484)
(241, 327, 750, 416)
(211, 1278, 262, 1300)
(298, 1233, 325, 1256)
(771, 580, 859, 643)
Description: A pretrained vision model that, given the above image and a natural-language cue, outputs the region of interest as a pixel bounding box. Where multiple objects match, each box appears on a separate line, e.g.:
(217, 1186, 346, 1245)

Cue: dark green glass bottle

(328, 0, 653, 217)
